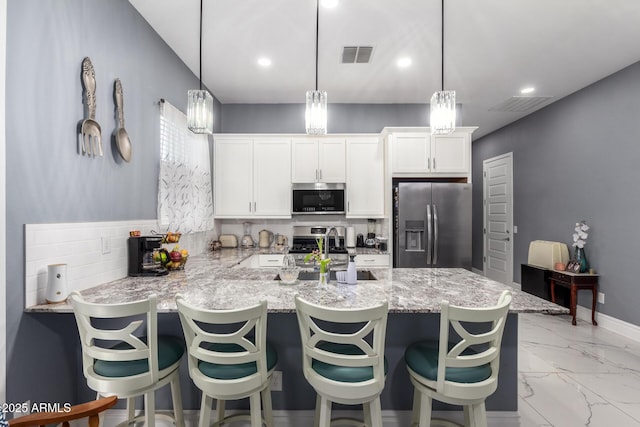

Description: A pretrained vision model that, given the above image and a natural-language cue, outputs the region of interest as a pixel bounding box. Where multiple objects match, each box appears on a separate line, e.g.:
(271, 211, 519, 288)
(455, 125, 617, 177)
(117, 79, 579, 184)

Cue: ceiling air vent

(488, 96, 553, 113)
(341, 46, 373, 64)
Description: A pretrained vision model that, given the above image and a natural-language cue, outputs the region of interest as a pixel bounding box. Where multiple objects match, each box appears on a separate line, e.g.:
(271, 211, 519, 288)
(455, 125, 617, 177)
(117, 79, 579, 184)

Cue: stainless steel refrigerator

(393, 181, 471, 269)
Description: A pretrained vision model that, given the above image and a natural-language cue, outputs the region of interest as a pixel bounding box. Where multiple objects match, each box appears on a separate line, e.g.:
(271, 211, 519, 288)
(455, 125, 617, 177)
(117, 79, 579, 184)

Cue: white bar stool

(70, 291, 185, 427)
(295, 295, 389, 427)
(404, 290, 512, 427)
(175, 295, 277, 427)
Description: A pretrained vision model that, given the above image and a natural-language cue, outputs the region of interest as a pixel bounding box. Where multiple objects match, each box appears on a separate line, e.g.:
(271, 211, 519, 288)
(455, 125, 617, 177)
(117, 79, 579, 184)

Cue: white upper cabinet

(431, 133, 469, 174)
(214, 137, 291, 218)
(253, 139, 292, 217)
(346, 137, 385, 218)
(391, 133, 430, 173)
(214, 138, 253, 217)
(292, 137, 346, 183)
(390, 127, 476, 179)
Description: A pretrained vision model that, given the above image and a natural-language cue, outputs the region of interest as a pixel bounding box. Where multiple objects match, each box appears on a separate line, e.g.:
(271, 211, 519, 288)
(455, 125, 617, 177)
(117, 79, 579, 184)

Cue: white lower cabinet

(355, 254, 390, 268)
(258, 254, 284, 267)
(346, 137, 384, 218)
(214, 137, 291, 218)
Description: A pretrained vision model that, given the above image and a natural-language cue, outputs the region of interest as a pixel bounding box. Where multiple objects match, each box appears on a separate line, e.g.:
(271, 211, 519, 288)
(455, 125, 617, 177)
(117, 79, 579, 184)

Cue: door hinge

(483, 228, 486, 234)
(483, 171, 487, 177)
(483, 256, 486, 263)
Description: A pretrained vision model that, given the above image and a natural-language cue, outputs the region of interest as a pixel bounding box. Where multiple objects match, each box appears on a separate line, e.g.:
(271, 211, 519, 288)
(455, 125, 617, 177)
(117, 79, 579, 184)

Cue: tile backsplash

(24, 220, 216, 308)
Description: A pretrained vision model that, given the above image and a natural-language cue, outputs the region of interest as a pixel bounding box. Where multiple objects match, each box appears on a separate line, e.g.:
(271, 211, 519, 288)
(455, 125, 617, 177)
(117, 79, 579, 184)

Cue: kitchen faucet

(324, 227, 340, 265)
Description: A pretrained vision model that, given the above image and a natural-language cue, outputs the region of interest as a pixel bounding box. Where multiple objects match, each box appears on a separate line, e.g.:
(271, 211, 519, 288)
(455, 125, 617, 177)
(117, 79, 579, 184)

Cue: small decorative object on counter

(346, 255, 357, 285)
(209, 239, 222, 251)
(46, 263, 68, 304)
(304, 237, 331, 286)
(571, 220, 590, 273)
(129, 230, 141, 237)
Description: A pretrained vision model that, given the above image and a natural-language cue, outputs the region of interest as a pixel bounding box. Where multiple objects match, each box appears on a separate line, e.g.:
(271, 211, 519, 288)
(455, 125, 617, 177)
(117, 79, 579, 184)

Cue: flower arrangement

(572, 220, 590, 249)
(303, 237, 331, 278)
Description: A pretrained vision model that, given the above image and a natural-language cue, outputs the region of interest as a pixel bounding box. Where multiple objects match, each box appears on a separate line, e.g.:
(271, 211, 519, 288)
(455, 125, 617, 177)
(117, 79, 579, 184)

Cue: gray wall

(221, 103, 431, 133)
(472, 60, 640, 326)
(5, 0, 220, 404)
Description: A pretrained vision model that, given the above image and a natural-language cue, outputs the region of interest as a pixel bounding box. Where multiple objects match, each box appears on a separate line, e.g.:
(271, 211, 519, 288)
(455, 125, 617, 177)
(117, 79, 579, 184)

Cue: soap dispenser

(347, 255, 357, 285)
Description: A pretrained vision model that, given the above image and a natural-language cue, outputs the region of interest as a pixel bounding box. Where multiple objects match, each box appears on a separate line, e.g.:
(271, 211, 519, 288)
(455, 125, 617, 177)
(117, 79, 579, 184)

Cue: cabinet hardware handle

(319, 169, 322, 180)
(428, 158, 431, 170)
(433, 158, 436, 170)
(249, 202, 251, 212)
(254, 202, 257, 212)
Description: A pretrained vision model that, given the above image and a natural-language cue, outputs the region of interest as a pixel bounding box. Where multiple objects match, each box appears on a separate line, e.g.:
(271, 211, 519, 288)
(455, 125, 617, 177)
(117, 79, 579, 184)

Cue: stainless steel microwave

(292, 183, 345, 214)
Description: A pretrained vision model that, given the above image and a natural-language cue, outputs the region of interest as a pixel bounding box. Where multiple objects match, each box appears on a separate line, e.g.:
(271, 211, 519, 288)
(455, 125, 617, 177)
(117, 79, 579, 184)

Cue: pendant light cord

(441, 0, 444, 92)
(315, 0, 319, 91)
(199, 0, 203, 91)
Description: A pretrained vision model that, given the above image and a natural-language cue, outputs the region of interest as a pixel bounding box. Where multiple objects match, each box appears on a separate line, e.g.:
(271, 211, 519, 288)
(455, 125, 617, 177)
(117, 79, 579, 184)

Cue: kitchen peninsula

(26, 249, 567, 414)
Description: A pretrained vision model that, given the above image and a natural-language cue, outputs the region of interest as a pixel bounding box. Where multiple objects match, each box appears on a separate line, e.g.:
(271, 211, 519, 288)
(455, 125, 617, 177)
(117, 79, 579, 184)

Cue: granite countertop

(27, 249, 567, 315)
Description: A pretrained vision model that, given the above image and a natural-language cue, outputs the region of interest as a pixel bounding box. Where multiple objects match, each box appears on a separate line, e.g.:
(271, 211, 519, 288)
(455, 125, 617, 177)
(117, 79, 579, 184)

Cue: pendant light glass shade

(187, 0, 213, 135)
(187, 89, 213, 134)
(430, 90, 456, 135)
(305, 90, 327, 135)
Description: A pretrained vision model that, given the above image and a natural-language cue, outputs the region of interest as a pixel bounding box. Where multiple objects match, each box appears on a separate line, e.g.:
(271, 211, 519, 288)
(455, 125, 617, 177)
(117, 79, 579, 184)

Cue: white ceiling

(128, 0, 640, 138)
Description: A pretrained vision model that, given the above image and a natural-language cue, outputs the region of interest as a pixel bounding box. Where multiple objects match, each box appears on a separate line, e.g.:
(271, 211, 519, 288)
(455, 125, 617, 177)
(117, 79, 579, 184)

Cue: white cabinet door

(292, 137, 346, 183)
(291, 139, 318, 183)
(318, 138, 346, 182)
(431, 133, 469, 174)
(214, 138, 253, 217)
(253, 139, 291, 217)
(346, 137, 384, 218)
(391, 134, 431, 173)
(354, 254, 390, 268)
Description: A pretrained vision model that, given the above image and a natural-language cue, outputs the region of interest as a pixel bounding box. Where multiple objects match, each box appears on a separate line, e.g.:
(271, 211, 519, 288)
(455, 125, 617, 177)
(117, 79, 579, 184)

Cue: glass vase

(575, 247, 588, 273)
(318, 263, 329, 286)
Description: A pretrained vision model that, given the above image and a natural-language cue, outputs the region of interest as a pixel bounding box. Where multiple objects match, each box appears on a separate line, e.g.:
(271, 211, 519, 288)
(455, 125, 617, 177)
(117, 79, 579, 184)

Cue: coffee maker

(128, 236, 168, 276)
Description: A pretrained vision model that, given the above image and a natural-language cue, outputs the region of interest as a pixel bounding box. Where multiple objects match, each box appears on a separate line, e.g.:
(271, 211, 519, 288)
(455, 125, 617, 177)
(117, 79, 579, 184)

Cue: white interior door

(483, 153, 513, 285)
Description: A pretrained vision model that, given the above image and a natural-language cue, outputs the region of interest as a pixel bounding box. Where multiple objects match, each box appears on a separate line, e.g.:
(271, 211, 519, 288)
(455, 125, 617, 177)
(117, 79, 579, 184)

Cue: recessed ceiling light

(520, 87, 535, 94)
(257, 57, 272, 67)
(397, 57, 412, 68)
(321, 0, 339, 8)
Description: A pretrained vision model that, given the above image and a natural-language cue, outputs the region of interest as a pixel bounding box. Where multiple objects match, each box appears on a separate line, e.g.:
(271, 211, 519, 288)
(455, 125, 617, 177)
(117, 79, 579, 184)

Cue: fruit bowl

(161, 232, 181, 244)
(165, 255, 188, 270)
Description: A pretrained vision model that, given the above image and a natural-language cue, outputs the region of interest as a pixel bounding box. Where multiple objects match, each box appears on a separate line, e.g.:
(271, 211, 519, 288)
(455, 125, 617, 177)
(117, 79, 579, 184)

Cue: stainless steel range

(289, 225, 349, 267)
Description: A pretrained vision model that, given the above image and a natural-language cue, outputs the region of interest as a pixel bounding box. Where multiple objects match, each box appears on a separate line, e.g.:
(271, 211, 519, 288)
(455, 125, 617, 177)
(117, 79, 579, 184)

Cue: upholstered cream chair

(295, 295, 389, 427)
(176, 294, 277, 427)
(404, 290, 512, 427)
(70, 292, 184, 427)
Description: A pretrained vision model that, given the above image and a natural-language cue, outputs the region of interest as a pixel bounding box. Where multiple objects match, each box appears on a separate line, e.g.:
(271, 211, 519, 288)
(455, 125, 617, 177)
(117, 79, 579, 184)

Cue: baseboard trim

(101, 409, 519, 427)
(576, 305, 640, 342)
(472, 267, 484, 275)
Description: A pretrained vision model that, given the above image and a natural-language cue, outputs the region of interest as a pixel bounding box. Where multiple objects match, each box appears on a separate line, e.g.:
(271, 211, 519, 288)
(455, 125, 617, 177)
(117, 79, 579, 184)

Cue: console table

(550, 270, 599, 325)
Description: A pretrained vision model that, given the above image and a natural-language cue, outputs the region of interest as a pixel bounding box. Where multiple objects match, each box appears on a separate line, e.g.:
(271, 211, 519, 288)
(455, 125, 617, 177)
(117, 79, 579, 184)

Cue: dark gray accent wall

(472, 60, 640, 326)
(221, 103, 430, 133)
(5, 0, 219, 404)
(221, 103, 464, 133)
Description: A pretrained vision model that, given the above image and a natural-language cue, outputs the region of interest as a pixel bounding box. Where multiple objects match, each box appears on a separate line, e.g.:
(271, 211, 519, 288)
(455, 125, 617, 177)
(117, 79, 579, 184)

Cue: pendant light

(187, 0, 214, 134)
(430, 0, 456, 135)
(305, 0, 328, 135)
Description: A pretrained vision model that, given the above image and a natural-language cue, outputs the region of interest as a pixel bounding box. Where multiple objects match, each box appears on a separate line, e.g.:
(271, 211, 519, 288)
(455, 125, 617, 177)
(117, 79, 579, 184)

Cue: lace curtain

(158, 100, 214, 233)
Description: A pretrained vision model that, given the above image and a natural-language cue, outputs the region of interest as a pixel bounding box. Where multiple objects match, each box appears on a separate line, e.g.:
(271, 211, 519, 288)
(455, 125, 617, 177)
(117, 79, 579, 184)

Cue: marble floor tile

(519, 313, 640, 426)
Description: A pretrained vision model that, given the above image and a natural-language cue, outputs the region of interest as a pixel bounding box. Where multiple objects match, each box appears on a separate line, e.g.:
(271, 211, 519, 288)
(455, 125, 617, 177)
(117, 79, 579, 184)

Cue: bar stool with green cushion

(70, 291, 185, 427)
(295, 295, 389, 427)
(404, 290, 512, 427)
(175, 294, 277, 427)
